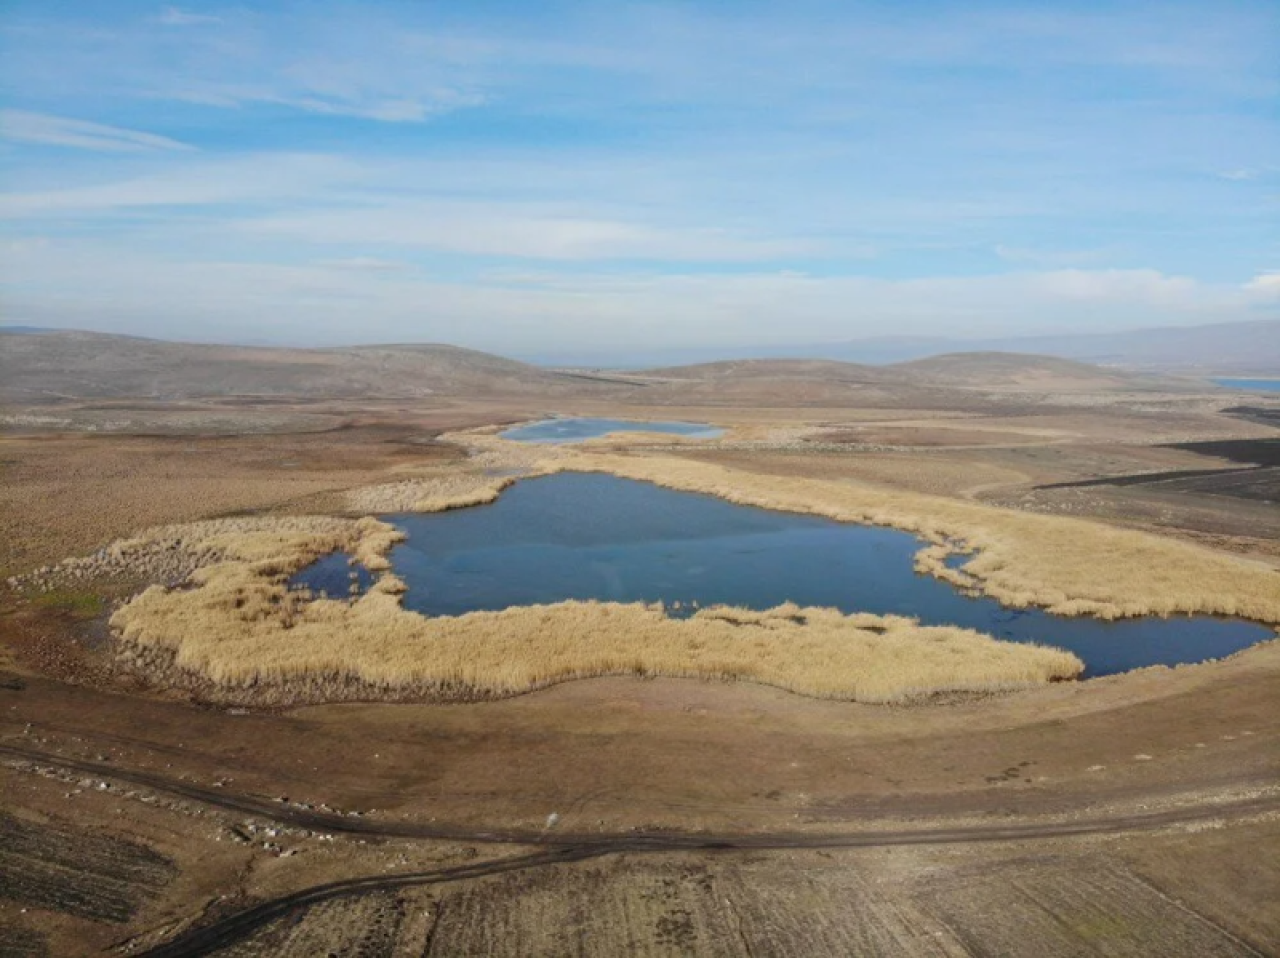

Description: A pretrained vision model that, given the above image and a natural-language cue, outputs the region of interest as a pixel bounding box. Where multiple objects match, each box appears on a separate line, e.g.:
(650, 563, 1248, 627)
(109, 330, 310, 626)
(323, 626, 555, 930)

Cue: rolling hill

(0, 329, 1184, 407)
(517, 319, 1280, 373)
(887, 352, 1146, 390)
(0, 330, 616, 403)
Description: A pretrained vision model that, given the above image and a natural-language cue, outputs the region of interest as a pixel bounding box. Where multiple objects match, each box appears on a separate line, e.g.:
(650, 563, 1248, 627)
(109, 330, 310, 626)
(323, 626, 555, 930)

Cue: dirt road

(4, 742, 1275, 956)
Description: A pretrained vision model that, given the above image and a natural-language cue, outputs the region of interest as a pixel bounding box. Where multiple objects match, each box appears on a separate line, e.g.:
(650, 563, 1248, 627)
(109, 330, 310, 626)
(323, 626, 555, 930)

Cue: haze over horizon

(1, 1, 1277, 356)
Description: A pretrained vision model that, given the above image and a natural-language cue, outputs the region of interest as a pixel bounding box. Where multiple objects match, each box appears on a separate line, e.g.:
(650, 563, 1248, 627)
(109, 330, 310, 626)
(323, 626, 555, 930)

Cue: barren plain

(2, 331, 1278, 956)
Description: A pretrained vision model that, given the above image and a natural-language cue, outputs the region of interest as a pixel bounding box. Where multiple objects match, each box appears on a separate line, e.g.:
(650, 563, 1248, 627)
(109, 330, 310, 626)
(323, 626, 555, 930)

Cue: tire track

(4, 742, 1275, 851)
(136, 845, 614, 958)
(4, 742, 1277, 956)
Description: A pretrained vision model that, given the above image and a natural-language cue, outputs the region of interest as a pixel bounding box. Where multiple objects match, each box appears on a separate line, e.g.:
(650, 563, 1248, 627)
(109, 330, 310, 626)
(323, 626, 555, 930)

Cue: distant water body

(293, 473, 1274, 678)
(501, 417, 723, 443)
(1211, 378, 1280, 393)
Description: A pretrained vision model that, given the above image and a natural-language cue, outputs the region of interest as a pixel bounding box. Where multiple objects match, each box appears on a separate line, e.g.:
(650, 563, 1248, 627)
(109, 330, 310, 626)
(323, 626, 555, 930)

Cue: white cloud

(148, 78, 485, 125)
(267, 91, 485, 123)
(0, 238, 1257, 350)
(135, 14, 491, 123)
(240, 203, 819, 262)
(1033, 268, 1198, 305)
(0, 154, 359, 217)
(1245, 271, 1280, 298)
(156, 7, 222, 27)
(0, 110, 193, 153)
(0, 156, 818, 262)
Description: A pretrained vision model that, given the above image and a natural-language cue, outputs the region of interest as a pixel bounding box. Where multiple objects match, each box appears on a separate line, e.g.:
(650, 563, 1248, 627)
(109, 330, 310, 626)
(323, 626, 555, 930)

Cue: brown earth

(1, 356, 1278, 955)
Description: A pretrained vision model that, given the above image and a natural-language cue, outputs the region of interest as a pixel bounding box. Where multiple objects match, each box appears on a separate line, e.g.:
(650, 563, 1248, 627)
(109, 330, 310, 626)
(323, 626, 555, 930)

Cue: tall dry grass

(345, 472, 514, 514)
(112, 555, 1082, 705)
(12, 515, 388, 591)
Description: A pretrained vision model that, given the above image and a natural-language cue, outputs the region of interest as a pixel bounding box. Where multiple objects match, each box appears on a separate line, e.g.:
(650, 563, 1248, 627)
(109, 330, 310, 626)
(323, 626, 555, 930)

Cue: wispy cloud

(240, 203, 820, 263)
(263, 90, 484, 123)
(0, 154, 356, 216)
(156, 6, 221, 27)
(5, 6, 491, 125)
(0, 110, 194, 152)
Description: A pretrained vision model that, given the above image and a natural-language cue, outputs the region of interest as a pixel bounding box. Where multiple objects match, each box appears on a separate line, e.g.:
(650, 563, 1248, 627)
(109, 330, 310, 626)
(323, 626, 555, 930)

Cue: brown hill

(0, 331, 1173, 408)
(887, 352, 1149, 390)
(626, 353, 1164, 405)
(639, 359, 889, 381)
(0, 330, 614, 403)
(626, 358, 908, 406)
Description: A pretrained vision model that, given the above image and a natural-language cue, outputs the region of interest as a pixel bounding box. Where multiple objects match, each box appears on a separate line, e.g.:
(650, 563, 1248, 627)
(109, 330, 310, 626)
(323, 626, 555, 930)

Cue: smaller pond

(293, 554, 373, 599)
(500, 417, 723, 443)
(1211, 378, 1280, 393)
(292, 474, 1274, 678)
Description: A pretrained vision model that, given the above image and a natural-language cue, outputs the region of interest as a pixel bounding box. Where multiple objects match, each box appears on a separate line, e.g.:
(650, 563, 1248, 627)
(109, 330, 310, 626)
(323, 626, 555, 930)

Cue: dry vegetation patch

(10, 515, 388, 593)
(0, 429, 459, 575)
(111, 578, 1083, 706)
(345, 471, 514, 513)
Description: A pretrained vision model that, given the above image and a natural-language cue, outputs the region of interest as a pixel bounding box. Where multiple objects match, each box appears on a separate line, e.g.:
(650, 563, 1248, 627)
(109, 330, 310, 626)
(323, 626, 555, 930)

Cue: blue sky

(0, 0, 1276, 354)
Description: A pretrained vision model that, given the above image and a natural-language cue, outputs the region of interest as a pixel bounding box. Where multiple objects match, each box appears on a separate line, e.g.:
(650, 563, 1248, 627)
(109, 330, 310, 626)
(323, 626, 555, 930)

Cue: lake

(1211, 378, 1280, 393)
(294, 473, 1274, 678)
(500, 417, 724, 443)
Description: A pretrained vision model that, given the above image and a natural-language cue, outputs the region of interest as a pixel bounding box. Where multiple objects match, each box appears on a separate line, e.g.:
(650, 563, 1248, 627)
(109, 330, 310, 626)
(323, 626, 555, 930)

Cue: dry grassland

(688, 446, 1031, 499)
(0, 430, 459, 576)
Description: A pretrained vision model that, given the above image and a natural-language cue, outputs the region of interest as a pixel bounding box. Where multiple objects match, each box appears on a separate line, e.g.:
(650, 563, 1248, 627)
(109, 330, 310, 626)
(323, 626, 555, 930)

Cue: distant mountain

(631, 353, 1156, 401)
(0, 329, 616, 403)
(625, 358, 909, 406)
(525, 319, 1280, 374)
(887, 352, 1143, 389)
(892, 320, 1280, 375)
(639, 358, 888, 381)
(0, 328, 1201, 407)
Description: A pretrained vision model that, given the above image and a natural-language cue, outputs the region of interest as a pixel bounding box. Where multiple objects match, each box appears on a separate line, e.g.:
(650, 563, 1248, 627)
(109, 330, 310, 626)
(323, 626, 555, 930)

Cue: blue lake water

(1211, 378, 1280, 393)
(500, 417, 723, 443)
(293, 473, 1274, 678)
(300, 556, 373, 598)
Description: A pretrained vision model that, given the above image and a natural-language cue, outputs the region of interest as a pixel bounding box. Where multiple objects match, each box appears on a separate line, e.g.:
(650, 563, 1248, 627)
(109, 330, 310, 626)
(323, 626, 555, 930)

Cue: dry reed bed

(111, 561, 1083, 704)
(345, 472, 515, 514)
(10, 515, 390, 591)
